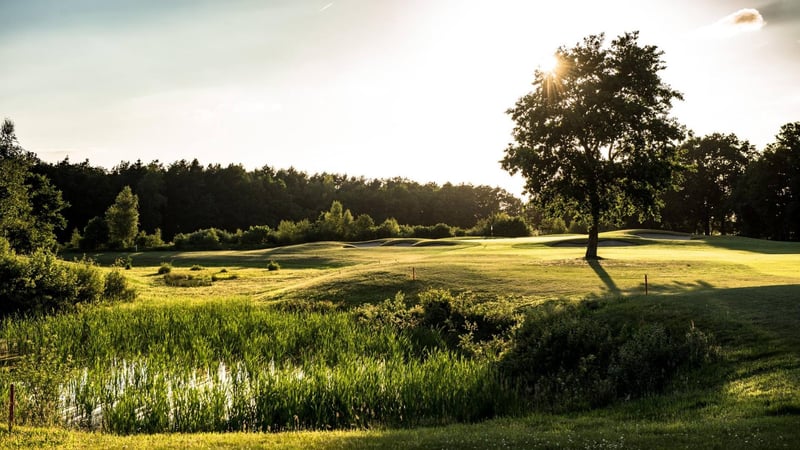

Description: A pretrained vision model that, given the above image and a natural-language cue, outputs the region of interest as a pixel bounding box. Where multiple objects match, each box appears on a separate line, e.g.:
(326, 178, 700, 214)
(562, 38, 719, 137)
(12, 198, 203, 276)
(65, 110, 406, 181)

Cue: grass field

(1, 230, 799, 448)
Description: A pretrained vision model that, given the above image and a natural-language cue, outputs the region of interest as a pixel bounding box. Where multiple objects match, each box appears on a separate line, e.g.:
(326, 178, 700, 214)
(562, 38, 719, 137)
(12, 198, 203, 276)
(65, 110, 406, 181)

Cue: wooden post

(645, 274, 648, 296)
(411, 267, 416, 281)
(8, 383, 13, 433)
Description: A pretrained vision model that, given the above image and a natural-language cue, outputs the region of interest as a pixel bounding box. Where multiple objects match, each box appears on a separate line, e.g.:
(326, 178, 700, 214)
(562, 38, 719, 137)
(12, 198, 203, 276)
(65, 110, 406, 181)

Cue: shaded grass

(3, 415, 796, 449)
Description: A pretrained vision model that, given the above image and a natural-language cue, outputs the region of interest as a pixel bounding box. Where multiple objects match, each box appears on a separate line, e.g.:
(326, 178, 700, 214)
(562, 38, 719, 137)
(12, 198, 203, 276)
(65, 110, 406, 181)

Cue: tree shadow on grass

(587, 259, 621, 296)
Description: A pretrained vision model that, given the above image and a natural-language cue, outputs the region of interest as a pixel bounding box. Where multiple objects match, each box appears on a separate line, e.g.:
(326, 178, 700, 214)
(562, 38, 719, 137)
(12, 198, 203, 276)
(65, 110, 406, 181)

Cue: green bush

(266, 260, 280, 271)
(164, 272, 212, 287)
(0, 243, 120, 316)
(190, 264, 203, 271)
(157, 263, 172, 275)
(104, 269, 136, 301)
(499, 302, 718, 411)
(240, 225, 276, 247)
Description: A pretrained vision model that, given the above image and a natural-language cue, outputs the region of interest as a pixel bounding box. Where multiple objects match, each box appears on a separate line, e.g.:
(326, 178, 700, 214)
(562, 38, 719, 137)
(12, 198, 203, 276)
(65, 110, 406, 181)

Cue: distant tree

(80, 216, 109, 250)
(502, 32, 684, 259)
(0, 118, 67, 252)
(736, 122, 800, 240)
(663, 133, 755, 235)
(105, 186, 139, 249)
(316, 200, 354, 240)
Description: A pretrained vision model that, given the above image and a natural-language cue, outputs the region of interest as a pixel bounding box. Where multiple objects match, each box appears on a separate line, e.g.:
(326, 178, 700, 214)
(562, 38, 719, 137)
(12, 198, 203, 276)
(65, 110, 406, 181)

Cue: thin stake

(8, 383, 13, 433)
(645, 274, 648, 296)
(412, 267, 416, 281)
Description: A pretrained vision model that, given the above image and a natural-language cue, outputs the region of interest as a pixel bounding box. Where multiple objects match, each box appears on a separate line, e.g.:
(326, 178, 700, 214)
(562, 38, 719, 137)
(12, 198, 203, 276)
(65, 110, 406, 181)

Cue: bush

(499, 302, 718, 411)
(266, 260, 280, 271)
(104, 269, 136, 301)
(240, 225, 276, 247)
(472, 213, 531, 237)
(164, 272, 212, 287)
(157, 263, 172, 275)
(0, 244, 122, 316)
(135, 228, 165, 249)
(411, 223, 454, 239)
(174, 228, 224, 250)
(190, 264, 203, 271)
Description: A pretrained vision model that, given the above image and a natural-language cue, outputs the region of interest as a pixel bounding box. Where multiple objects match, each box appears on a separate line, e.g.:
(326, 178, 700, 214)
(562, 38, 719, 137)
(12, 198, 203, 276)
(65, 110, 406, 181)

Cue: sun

(539, 54, 560, 75)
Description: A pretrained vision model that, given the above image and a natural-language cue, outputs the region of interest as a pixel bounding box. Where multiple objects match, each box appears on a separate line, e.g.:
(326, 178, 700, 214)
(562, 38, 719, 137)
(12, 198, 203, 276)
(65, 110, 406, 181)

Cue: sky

(2, 0, 799, 197)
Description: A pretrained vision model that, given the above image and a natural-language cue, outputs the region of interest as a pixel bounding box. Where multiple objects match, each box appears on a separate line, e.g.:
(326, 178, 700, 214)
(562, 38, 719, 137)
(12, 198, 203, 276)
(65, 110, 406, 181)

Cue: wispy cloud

(700, 8, 766, 38)
(319, 2, 334, 13)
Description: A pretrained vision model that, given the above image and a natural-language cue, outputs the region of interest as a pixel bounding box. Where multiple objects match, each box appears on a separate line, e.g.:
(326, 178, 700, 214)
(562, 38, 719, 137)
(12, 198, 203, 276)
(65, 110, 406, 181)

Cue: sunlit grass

(4, 231, 798, 447)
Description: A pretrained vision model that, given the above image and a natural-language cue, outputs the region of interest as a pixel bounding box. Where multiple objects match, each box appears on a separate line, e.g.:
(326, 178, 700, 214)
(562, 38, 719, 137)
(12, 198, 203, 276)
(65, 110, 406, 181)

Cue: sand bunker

(552, 239, 637, 247)
(635, 233, 692, 240)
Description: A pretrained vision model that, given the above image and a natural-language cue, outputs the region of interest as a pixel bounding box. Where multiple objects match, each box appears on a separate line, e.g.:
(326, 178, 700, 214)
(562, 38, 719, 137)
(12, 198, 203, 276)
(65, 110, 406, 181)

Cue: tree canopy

(0, 118, 67, 252)
(502, 32, 685, 258)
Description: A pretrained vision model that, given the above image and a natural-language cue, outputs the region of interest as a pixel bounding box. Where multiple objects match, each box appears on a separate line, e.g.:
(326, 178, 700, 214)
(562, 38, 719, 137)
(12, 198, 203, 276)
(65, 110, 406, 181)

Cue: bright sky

(2, 0, 799, 197)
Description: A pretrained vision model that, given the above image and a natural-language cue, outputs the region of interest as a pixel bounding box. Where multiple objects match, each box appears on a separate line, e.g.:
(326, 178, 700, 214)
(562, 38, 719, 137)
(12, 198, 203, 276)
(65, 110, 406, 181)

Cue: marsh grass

(0, 301, 518, 433)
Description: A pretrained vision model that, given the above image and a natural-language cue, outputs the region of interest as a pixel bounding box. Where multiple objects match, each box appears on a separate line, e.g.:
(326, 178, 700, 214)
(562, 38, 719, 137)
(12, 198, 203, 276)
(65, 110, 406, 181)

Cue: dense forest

(33, 159, 524, 243)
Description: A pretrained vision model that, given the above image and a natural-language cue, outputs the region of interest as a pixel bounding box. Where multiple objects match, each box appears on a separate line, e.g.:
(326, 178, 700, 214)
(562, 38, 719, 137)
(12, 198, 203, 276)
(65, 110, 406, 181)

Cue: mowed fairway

(2, 231, 799, 449)
(110, 230, 800, 306)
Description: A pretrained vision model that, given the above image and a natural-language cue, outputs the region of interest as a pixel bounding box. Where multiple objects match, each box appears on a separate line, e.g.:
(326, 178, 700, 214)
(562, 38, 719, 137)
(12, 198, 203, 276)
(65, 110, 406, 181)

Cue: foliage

(135, 228, 165, 249)
(472, 213, 531, 237)
(157, 262, 172, 274)
(164, 272, 213, 287)
(662, 133, 755, 235)
(0, 118, 68, 253)
(499, 301, 718, 411)
(174, 228, 225, 250)
(735, 122, 800, 240)
(79, 216, 109, 251)
(266, 260, 280, 271)
(503, 32, 684, 257)
(38, 157, 521, 244)
(0, 243, 127, 315)
(103, 268, 136, 301)
(105, 186, 140, 249)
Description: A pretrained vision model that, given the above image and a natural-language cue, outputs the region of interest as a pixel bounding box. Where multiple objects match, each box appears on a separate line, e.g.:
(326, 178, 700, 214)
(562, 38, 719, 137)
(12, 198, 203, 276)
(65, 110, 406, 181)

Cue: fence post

(645, 274, 648, 296)
(8, 383, 13, 433)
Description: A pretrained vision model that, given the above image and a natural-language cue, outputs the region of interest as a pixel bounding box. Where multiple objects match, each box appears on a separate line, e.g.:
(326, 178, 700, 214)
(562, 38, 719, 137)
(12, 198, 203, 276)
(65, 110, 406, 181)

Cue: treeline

(34, 158, 524, 243)
(657, 123, 800, 240)
(4, 118, 800, 253)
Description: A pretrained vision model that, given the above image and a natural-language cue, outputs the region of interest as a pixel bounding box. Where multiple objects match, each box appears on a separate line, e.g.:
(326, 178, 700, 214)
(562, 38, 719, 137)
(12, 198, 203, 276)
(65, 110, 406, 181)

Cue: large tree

(0, 118, 67, 252)
(502, 32, 684, 258)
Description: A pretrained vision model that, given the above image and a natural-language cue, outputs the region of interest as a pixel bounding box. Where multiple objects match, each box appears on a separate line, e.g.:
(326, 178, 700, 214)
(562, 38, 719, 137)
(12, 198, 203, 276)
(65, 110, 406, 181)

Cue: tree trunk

(585, 219, 600, 259)
(585, 214, 600, 260)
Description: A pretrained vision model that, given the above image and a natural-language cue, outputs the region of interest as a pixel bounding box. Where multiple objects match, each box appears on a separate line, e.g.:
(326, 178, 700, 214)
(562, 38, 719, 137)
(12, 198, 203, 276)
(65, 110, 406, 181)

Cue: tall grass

(1, 301, 518, 433)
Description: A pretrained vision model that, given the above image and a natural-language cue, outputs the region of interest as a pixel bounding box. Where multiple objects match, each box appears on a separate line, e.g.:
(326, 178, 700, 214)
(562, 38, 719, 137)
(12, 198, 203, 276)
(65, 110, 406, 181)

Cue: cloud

(701, 8, 766, 38)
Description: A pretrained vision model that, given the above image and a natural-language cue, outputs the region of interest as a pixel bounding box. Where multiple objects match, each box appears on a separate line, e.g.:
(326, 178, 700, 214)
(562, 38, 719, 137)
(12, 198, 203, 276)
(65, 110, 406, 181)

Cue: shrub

(266, 260, 280, 271)
(240, 225, 276, 247)
(472, 213, 531, 237)
(157, 263, 172, 275)
(135, 228, 165, 249)
(164, 272, 212, 287)
(499, 302, 718, 411)
(104, 269, 136, 301)
(0, 246, 119, 316)
(190, 264, 203, 271)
